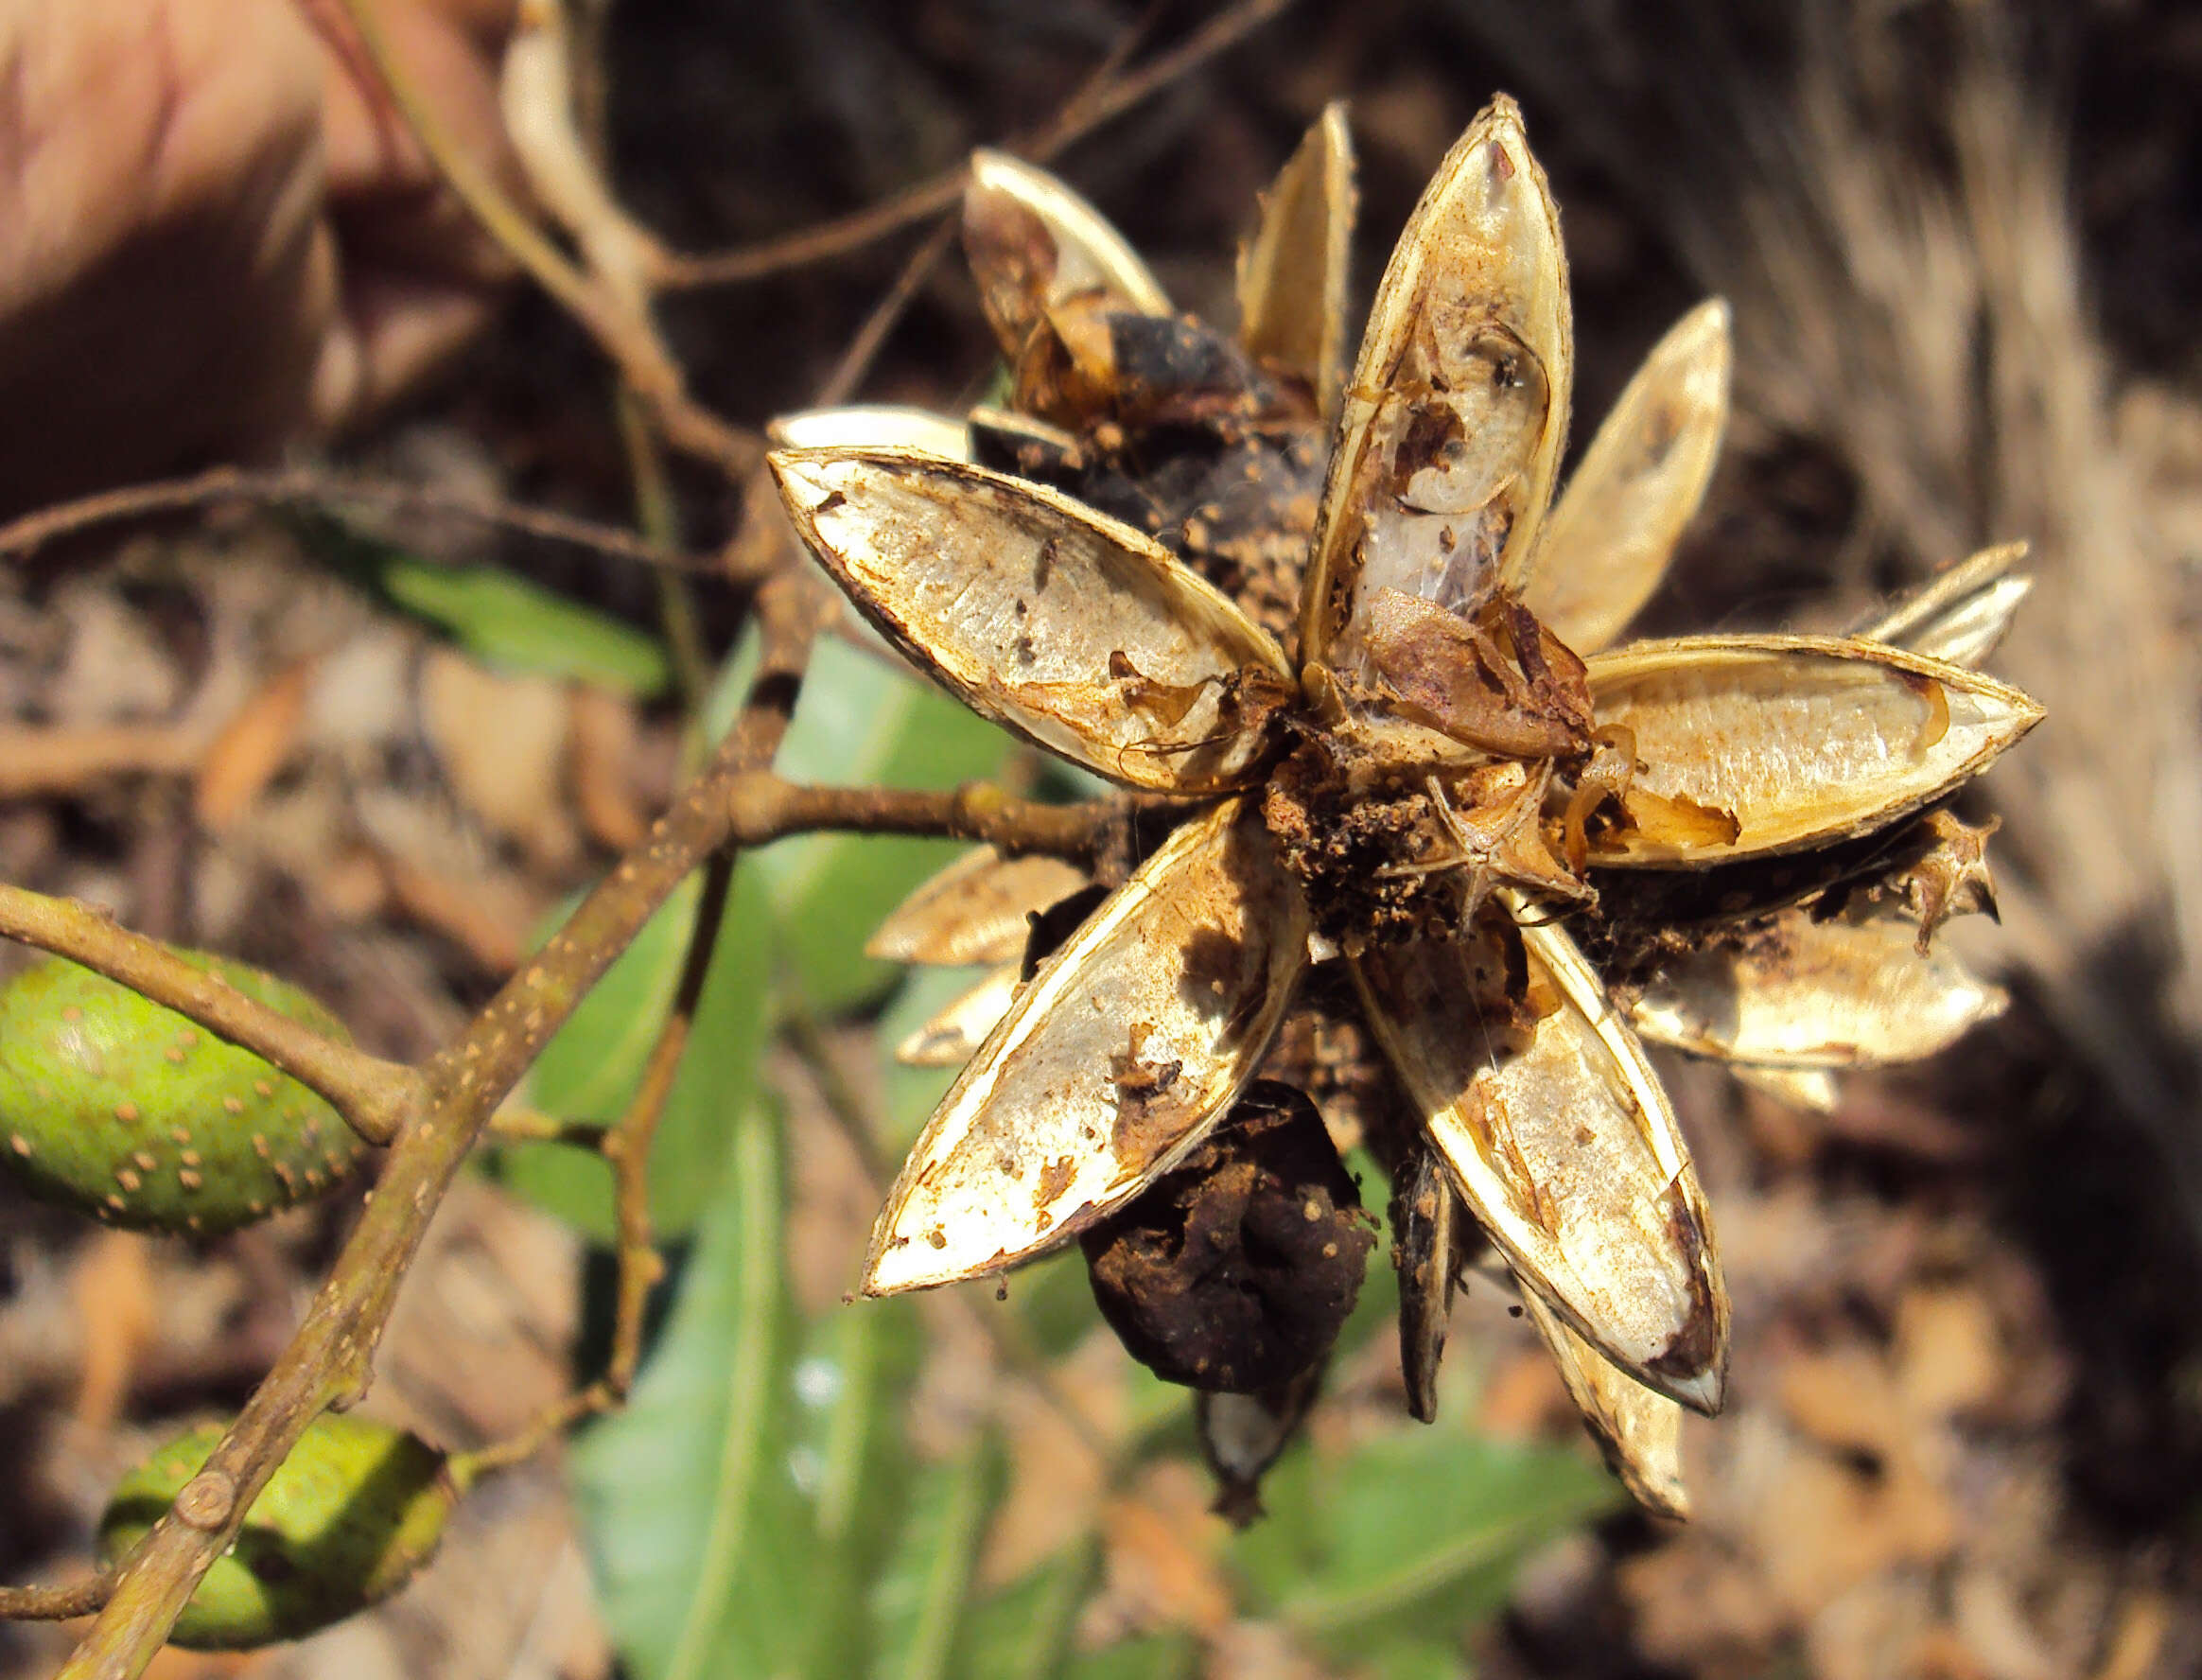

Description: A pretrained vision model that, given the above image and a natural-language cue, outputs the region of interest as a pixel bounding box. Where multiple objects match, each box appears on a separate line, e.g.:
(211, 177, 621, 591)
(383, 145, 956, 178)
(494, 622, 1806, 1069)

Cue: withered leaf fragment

(861, 799, 1307, 1295)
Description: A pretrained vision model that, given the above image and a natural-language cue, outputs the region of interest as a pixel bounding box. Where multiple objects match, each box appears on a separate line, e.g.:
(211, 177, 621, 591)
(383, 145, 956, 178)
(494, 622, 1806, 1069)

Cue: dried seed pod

(772, 448, 1292, 794)
(1857, 540, 2032, 667)
(1625, 899, 2008, 1069)
(1584, 636, 2043, 865)
(1081, 1081, 1374, 1391)
(98, 1414, 453, 1649)
(1197, 1362, 1327, 1527)
(1526, 299, 1731, 656)
(1354, 909, 1728, 1414)
(767, 405, 973, 461)
(0, 954, 364, 1234)
(963, 149, 1171, 359)
(1390, 1136, 1464, 1424)
(866, 846, 1092, 967)
(894, 965, 1022, 1069)
(1302, 96, 1571, 669)
(1514, 1282, 1689, 1520)
(861, 800, 1309, 1295)
(1236, 101, 1356, 420)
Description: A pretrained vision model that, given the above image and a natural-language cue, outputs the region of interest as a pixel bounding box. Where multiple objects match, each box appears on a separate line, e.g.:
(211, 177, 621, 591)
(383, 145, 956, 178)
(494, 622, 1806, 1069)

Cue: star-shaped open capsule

(770, 97, 2044, 1516)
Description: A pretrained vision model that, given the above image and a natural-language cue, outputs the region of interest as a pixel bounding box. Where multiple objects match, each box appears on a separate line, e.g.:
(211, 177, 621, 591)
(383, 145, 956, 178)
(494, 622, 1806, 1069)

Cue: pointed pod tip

(1660, 1357, 1726, 1418)
(764, 447, 831, 507)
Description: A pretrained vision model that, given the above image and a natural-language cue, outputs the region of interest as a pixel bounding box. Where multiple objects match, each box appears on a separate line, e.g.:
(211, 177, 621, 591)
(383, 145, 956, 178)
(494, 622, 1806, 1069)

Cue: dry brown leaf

(69, 1230, 157, 1433)
(194, 658, 316, 831)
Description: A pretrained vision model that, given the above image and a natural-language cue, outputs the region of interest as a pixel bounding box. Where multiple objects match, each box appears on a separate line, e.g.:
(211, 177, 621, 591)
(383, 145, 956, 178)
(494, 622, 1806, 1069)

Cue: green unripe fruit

(98, 1413, 455, 1650)
(0, 953, 364, 1234)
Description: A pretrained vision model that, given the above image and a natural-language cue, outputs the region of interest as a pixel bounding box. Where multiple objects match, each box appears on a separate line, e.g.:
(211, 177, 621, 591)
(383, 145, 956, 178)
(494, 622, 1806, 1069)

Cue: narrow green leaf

(949, 1542, 1092, 1680)
(1232, 1430, 1617, 1654)
(760, 638, 1014, 1011)
(868, 1435, 1005, 1680)
(790, 1299, 926, 1680)
(1061, 1634, 1199, 1680)
(572, 1100, 806, 1680)
(376, 555, 671, 694)
(498, 867, 774, 1240)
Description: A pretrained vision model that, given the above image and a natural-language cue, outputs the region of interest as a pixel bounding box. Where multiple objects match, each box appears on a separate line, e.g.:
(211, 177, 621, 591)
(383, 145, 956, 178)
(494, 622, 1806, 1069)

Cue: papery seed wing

(1858, 542, 2033, 669)
(866, 846, 1092, 966)
(1301, 96, 1571, 669)
(768, 405, 974, 460)
(862, 799, 1309, 1295)
(1626, 901, 2007, 1069)
(1526, 300, 1731, 656)
(1237, 101, 1356, 422)
(1354, 913, 1727, 1412)
(964, 149, 1171, 358)
(894, 965, 1022, 1068)
(1515, 1282, 1688, 1520)
(773, 448, 1292, 793)
(1586, 636, 2044, 866)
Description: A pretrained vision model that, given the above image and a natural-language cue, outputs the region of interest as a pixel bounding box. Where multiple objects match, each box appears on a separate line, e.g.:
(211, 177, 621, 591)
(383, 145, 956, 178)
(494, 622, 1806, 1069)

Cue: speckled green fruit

(0, 953, 364, 1234)
(98, 1413, 455, 1650)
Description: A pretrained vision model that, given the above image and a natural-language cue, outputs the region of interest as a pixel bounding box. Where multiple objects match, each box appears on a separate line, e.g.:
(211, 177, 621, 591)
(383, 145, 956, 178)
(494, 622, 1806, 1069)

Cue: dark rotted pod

(0, 953, 365, 1234)
(98, 1413, 455, 1649)
(1080, 1079, 1375, 1393)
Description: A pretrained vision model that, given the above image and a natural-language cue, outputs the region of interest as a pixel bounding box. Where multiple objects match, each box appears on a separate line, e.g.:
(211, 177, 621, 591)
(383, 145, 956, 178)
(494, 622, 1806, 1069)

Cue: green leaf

(760, 637, 1014, 1011)
(376, 554, 670, 695)
(498, 867, 775, 1240)
(948, 1542, 1091, 1680)
(1232, 1429, 1617, 1654)
(1061, 1635, 1198, 1680)
(572, 1100, 805, 1680)
(868, 1435, 1005, 1680)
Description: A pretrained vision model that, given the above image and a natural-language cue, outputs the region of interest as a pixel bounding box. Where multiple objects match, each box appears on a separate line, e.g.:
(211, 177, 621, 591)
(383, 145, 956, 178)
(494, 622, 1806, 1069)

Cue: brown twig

(0, 885, 419, 1146)
(0, 1576, 112, 1622)
(329, 0, 758, 481)
(0, 464, 711, 573)
(725, 777, 1133, 868)
(452, 846, 736, 1482)
(656, 0, 1291, 289)
(57, 573, 829, 1680)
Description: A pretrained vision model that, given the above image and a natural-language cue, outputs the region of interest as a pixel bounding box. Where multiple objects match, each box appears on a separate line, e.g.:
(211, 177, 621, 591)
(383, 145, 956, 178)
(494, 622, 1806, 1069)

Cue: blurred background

(3, 0, 2200, 1675)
